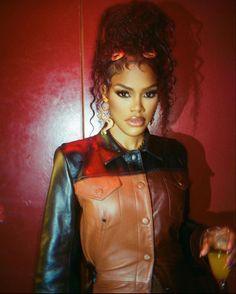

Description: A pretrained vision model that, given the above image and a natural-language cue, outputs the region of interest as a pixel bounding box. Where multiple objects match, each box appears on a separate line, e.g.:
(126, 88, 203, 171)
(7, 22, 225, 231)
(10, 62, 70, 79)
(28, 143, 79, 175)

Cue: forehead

(111, 63, 157, 88)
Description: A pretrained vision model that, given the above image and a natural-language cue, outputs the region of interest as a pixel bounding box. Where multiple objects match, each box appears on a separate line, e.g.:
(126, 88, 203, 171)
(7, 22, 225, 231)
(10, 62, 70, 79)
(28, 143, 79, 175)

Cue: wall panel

(0, 0, 82, 292)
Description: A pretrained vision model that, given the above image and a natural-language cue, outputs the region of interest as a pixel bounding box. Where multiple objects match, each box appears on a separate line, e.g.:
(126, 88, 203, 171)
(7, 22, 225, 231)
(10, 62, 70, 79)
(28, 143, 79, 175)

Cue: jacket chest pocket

(74, 175, 122, 229)
(163, 171, 190, 222)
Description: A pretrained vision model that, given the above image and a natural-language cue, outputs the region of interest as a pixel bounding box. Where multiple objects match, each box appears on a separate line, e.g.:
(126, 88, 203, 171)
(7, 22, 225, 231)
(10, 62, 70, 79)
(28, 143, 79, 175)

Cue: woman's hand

(199, 226, 236, 269)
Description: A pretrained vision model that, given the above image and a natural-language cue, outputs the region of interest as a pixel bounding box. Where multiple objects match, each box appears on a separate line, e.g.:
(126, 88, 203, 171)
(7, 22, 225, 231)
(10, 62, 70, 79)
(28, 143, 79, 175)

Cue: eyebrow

(114, 83, 158, 91)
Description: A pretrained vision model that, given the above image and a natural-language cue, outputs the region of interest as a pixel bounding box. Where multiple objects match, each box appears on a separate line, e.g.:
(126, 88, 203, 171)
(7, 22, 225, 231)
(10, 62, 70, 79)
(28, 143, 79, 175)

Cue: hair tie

(111, 51, 126, 61)
(142, 50, 157, 58)
(111, 49, 157, 61)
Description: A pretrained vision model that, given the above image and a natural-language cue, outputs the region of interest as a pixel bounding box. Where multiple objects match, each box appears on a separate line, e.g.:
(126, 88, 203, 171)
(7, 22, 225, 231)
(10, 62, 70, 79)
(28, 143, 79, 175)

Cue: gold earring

(98, 98, 114, 135)
(103, 96, 109, 103)
(101, 117, 114, 135)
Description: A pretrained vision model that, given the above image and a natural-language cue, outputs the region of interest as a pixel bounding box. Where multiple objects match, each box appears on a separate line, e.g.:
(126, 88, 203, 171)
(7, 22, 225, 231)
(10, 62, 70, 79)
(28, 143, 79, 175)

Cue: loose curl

(90, 0, 176, 134)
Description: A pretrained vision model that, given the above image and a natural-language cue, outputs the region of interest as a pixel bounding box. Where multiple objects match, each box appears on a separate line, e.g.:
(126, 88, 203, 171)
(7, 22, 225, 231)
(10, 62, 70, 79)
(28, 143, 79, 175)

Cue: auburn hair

(90, 0, 176, 133)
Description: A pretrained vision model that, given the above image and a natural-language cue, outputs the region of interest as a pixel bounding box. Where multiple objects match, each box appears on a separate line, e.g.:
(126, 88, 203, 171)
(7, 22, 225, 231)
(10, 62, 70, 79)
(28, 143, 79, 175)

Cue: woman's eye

(144, 90, 158, 98)
(116, 90, 130, 98)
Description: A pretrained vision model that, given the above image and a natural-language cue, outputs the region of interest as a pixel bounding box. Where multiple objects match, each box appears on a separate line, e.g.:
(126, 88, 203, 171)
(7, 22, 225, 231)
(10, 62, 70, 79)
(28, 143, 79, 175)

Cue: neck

(109, 129, 144, 151)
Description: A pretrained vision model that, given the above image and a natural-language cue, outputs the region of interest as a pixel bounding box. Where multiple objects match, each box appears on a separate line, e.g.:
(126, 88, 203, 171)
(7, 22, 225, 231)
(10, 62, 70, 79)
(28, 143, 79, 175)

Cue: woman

(35, 1, 235, 293)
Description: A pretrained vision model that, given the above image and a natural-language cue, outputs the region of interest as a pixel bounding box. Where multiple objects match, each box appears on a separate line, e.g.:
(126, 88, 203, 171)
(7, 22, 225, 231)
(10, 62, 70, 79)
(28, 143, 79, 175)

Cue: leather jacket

(35, 130, 211, 293)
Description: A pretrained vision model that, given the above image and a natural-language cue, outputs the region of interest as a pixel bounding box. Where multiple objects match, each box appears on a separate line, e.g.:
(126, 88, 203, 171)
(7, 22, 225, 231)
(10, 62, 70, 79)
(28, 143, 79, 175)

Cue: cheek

(109, 99, 126, 114)
(145, 100, 158, 116)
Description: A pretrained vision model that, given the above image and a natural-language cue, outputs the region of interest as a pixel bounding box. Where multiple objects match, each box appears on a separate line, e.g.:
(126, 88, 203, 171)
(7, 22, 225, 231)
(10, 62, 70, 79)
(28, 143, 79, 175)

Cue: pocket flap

(74, 176, 121, 200)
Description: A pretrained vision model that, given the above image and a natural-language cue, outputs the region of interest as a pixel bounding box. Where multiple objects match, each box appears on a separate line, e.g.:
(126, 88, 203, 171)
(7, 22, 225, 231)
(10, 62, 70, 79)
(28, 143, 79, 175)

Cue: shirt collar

(97, 129, 163, 166)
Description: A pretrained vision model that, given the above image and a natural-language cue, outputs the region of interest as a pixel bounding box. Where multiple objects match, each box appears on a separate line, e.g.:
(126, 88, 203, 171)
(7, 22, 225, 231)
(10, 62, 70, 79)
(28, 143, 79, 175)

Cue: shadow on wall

(151, 1, 236, 228)
(152, 2, 236, 291)
(161, 0, 203, 130)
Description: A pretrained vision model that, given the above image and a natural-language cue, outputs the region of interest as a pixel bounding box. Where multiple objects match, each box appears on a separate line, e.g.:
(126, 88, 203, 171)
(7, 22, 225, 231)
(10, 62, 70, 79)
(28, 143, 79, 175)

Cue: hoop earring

(98, 98, 114, 135)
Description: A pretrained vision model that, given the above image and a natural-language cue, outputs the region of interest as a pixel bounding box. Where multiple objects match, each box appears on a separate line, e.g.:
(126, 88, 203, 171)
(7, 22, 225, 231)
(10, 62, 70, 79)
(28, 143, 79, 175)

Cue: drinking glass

(207, 227, 231, 292)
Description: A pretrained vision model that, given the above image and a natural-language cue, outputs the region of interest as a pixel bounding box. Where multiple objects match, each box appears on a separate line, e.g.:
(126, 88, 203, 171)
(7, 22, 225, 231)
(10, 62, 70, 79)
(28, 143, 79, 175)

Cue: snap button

(137, 181, 145, 189)
(142, 217, 150, 225)
(131, 154, 136, 161)
(144, 254, 151, 261)
(178, 181, 183, 187)
(95, 188, 103, 196)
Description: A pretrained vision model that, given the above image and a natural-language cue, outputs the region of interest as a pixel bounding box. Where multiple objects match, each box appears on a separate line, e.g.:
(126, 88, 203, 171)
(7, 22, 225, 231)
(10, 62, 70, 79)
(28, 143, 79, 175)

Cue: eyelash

(144, 90, 158, 98)
(115, 90, 158, 98)
(116, 90, 130, 98)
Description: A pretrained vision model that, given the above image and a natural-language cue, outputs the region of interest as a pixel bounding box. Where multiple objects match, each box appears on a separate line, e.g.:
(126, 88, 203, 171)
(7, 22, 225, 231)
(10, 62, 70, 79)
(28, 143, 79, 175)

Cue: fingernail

(227, 260, 233, 269)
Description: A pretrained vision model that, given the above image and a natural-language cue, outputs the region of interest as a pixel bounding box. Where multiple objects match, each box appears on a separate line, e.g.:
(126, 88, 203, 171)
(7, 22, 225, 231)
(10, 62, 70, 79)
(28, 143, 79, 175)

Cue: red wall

(0, 0, 235, 292)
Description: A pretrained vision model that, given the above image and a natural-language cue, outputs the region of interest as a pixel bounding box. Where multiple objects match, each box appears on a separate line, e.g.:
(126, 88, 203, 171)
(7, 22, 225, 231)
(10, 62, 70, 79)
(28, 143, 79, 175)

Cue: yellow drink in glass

(208, 250, 230, 281)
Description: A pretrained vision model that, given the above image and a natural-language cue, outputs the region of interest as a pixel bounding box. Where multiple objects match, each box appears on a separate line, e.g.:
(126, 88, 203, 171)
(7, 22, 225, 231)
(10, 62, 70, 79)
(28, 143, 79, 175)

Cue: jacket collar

(97, 129, 163, 166)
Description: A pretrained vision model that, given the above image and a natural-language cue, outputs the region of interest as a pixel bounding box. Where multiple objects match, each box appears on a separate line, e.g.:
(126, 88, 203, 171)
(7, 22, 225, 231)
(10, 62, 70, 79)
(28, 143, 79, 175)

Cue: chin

(124, 127, 146, 137)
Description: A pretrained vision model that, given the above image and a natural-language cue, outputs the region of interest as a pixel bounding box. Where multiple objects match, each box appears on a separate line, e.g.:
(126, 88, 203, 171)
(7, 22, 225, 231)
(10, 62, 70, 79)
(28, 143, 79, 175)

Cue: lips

(126, 116, 145, 127)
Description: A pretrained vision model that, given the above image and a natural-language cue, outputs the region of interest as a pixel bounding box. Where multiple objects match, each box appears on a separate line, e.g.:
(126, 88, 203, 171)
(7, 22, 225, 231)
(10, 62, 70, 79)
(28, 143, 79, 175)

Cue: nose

(130, 97, 144, 113)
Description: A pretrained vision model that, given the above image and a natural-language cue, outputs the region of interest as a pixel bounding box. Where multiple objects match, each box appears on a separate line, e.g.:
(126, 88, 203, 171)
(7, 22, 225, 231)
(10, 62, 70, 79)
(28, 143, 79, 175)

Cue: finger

(200, 238, 210, 257)
(226, 246, 236, 269)
(227, 231, 236, 253)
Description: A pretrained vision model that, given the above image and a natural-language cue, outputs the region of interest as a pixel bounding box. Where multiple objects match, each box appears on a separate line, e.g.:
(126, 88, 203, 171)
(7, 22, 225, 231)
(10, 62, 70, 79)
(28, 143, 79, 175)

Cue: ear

(100, 84, 108, 99)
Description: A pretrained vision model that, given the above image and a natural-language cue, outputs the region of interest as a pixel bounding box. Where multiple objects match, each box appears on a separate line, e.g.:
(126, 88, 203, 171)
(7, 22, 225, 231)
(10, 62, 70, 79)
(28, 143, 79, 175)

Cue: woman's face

(106, 62, 158, 143)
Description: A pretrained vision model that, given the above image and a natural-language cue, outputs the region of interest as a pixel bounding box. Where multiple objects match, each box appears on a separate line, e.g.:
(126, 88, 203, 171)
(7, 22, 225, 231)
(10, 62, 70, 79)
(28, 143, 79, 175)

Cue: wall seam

(79, 0, 85, 138)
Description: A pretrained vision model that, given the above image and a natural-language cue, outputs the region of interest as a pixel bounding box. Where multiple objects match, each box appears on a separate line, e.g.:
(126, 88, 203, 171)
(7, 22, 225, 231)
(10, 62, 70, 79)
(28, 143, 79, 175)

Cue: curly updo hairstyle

(90, 0, 176, 133)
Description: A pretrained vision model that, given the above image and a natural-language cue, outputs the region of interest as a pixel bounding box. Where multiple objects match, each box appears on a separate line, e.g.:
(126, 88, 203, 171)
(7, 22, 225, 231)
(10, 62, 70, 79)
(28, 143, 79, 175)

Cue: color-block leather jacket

(35, 130, 209, 293)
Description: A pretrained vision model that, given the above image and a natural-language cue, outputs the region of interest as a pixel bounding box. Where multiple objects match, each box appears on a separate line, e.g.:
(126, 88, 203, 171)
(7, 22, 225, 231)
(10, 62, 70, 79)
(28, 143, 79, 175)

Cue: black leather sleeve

(179, 179, 207, 268)
(179, 213, 206, 265)
(35, 148, 80, 293)
(176, 143, 207, 267)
